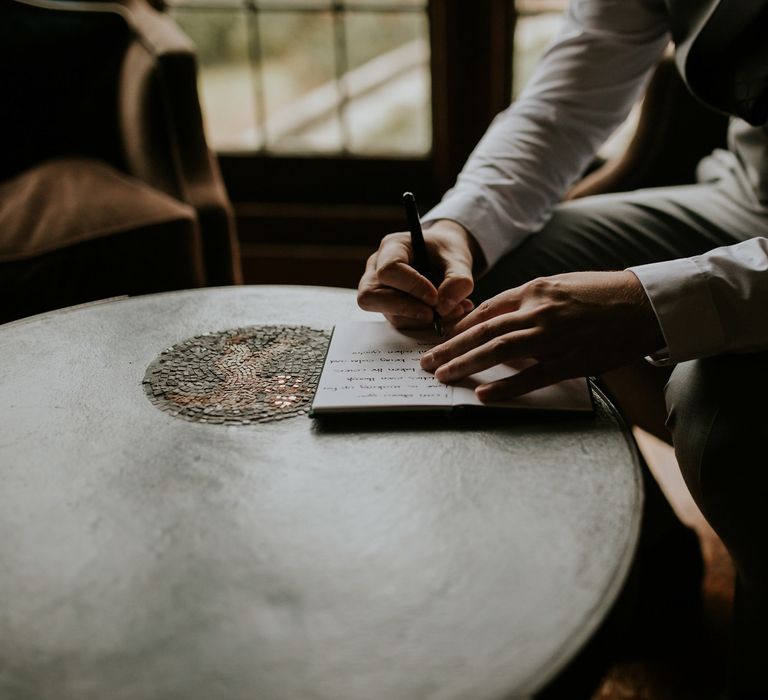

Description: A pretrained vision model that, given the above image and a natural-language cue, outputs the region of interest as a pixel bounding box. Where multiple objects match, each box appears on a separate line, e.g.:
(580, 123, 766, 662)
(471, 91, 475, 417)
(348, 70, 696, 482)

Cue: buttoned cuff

(628, 258, 725, 365)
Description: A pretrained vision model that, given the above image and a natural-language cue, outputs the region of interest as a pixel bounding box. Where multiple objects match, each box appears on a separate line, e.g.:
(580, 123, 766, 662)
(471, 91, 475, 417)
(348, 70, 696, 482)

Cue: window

(168, 0, 431, 155)
(513, 0, 640, 161)
(513, 0, 567, 96)
(164, 2, 542, 286)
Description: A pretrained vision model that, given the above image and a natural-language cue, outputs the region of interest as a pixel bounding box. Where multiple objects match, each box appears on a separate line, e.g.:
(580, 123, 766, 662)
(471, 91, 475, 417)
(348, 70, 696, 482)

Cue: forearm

(424, 0, 669, 268)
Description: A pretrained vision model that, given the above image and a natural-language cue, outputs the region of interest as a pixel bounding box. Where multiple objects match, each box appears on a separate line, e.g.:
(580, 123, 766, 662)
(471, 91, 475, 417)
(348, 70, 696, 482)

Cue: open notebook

(310, 321, 593, 416)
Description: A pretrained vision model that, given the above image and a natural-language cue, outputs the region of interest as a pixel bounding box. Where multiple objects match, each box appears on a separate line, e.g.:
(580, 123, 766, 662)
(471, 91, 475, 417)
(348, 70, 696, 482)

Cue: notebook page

(312, 322, 451, 412)
(452, 364, 592, 412)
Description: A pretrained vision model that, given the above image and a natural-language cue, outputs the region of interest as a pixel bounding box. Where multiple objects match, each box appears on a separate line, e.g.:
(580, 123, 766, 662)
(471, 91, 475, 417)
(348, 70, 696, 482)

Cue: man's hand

(420, 271, 666, 401)
(357, 219, 479, 329)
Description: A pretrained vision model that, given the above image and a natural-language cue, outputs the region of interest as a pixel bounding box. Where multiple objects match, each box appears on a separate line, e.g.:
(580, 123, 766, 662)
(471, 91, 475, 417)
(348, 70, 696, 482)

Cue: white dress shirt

(423, 0, 768, 364)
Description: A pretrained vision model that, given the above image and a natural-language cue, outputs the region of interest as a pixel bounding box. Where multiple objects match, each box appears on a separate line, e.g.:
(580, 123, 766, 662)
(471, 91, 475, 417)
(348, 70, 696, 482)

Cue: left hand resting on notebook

(420, 271, 665, 401)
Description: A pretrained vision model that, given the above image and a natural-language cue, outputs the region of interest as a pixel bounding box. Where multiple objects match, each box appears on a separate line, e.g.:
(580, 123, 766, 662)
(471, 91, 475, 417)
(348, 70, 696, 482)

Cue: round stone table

(0, 286, 642, 700)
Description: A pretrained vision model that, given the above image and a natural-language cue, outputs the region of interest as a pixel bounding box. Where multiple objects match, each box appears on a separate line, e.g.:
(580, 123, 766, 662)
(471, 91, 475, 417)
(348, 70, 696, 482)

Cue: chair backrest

(0, 1, 133, 181)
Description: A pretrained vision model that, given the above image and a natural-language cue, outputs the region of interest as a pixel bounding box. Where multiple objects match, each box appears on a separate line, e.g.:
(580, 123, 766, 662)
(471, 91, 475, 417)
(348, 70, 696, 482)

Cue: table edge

(0, 285, 357, 331)
(520, 381, 644, 696)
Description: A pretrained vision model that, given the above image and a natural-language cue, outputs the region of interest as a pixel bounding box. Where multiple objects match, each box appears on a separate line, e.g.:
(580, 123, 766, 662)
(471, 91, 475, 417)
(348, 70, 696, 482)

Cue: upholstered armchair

(0, 0, 242, 324)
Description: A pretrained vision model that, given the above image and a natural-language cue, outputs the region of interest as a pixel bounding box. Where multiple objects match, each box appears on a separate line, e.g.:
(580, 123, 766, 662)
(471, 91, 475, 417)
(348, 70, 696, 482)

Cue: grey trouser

(476, 173, 768, 693)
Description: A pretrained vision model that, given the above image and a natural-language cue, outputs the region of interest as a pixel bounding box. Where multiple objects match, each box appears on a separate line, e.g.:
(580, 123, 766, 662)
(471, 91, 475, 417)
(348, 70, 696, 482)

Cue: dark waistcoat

(666, 0, 768, 126)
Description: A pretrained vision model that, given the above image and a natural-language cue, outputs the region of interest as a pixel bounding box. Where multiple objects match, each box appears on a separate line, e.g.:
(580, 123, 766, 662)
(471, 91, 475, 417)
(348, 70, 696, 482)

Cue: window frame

(207, 1, 517, 285)
(219, 1, 515, 203)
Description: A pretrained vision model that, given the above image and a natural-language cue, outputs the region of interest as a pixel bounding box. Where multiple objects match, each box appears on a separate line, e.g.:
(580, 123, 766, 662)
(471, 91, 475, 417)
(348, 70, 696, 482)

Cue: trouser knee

(665, 354, 768, 588)
(474, 204, 598, 300)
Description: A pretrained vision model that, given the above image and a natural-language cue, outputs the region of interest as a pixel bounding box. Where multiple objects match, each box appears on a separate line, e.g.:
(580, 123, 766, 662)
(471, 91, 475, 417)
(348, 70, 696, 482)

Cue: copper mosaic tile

(143, 325, 330, 424)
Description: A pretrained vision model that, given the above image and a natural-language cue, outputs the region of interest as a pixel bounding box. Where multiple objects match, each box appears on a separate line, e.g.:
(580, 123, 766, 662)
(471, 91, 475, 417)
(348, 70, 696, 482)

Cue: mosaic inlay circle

(142, 325, 330, 424)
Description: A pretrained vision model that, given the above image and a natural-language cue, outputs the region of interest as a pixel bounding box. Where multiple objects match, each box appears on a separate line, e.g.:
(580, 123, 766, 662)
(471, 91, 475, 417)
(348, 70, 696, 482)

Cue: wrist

(625, 270, 665, 354)
(426, 219, 485, 273)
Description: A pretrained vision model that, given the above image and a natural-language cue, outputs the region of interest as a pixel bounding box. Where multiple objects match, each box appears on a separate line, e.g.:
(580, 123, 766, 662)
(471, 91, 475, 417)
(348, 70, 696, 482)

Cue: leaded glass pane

(344, 11, 430, 154)
(170, 8, 261, 150)
(259, 11, 343, 152)
(168, 0, 431, 155)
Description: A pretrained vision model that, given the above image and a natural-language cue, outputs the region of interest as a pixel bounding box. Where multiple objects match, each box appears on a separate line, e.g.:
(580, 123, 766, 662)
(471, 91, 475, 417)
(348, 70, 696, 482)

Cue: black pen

(402, 191, 443, 337)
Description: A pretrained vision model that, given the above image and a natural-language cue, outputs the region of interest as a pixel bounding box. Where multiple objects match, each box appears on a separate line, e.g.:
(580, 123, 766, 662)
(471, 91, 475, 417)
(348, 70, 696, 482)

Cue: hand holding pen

(356, 196, 478, 331)
(402, 192, 444, 336)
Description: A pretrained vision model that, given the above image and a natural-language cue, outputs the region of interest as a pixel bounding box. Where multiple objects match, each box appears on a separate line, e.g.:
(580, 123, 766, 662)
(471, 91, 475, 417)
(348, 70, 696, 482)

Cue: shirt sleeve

(422, 0, 670, 269)
(630, 237, 768, 363)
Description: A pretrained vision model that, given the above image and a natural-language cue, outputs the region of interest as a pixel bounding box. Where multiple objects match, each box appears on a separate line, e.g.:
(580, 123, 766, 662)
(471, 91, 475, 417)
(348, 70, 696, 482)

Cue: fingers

(385, 299, 473, 332)
(357, 253, 380, 299)
(451, 289, 525, 335)
(432, 329, 541, 382)
(358, 253, 435, 323)
(441, 298, 475, 323)
(421, 313, 537, 372)
(421, 323, 541, 382)
(359, 287, 435, 323)
(436, 255, 474, 316)
(475, 360, 574, 402)
(376, 235, 438, 305)
(384, 314, 433, 330)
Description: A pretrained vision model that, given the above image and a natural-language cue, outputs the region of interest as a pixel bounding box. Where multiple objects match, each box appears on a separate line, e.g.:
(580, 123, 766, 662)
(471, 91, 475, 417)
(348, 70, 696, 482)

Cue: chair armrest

(117, 0, 241, 283)
(10, 0, 190, 54)
(117, 0, 218, 206)
(120, 0, 194, 57)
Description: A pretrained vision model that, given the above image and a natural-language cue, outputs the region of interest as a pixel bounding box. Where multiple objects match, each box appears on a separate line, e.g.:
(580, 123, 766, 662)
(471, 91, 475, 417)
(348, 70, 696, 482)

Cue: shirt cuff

(422, 190, 526, 270)
(628, 257, 725, 364)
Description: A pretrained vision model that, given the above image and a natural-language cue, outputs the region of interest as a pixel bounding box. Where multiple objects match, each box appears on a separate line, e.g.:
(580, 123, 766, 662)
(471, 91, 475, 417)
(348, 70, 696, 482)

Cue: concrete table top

(0, 286, 642, 700)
